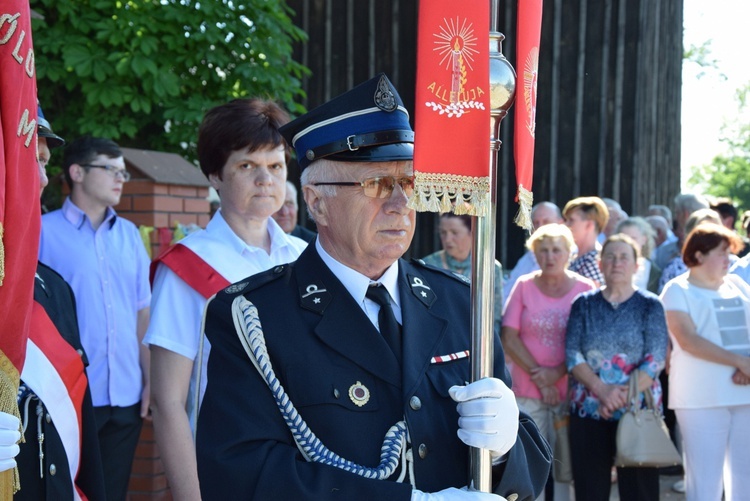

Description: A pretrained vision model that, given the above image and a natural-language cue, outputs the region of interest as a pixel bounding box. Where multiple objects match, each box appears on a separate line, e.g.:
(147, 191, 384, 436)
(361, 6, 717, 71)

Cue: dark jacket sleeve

(493, 412, 552, 500)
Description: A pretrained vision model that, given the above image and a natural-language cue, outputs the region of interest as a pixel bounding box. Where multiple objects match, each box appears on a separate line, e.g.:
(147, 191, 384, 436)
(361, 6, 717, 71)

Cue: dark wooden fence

(286, 0, 683, 269)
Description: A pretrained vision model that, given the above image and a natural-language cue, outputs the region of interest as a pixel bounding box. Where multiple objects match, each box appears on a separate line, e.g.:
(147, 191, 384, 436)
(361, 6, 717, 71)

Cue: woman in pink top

(502, 224, 595, 500)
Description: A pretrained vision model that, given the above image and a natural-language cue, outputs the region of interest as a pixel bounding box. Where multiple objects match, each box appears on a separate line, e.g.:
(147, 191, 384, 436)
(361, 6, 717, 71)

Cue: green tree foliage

(688, 85, 750, 211)
(31, 0, 309, 155)
(684, 40, 725, 80)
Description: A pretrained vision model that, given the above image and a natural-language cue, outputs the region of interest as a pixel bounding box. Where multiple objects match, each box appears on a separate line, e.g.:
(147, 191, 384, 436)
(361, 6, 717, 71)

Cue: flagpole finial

(489, 32, 516, 121)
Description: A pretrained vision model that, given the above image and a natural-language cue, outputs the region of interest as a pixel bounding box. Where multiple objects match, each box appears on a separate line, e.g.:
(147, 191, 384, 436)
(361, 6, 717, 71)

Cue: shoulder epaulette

(410, 258, 471, 286)
(216, 263, 292, 300)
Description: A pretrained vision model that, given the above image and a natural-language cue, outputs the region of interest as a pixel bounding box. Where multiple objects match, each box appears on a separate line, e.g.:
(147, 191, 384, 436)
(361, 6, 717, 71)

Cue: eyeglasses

(313, 175, 415, 199)
(81, 164, 131, 182)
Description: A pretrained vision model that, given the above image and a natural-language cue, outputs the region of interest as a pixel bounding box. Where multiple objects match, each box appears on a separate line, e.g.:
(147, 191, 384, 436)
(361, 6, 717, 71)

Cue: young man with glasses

(196, 74, 551, 501)
(38, 135, 151, 501)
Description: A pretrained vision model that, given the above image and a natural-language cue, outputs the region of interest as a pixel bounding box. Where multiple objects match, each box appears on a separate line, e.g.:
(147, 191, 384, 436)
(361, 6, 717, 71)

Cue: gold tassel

(410, 172, 491, 216)
(0, 351, 21, 495)
(425, 185, 440, 213)
(514, 185, 534, 231)
(439, 191, 453, 214)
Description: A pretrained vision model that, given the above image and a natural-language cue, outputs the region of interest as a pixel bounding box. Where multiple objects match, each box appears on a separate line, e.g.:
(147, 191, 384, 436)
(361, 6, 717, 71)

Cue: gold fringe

(0, 223, 4, 286)
(407, 172, 490, 216)
(0, 350, 21, 494)
(514, 185, 534, 231)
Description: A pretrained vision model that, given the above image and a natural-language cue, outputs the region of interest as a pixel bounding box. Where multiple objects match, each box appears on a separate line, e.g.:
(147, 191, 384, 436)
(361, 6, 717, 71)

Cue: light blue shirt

(731, 254, 750, 286)
(39, 198, 151, 407)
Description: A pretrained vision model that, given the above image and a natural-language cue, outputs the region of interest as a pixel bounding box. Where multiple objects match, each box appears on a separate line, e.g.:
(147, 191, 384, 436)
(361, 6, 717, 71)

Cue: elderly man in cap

(196, 74, 551, 501)
(14, 106, 106, 500)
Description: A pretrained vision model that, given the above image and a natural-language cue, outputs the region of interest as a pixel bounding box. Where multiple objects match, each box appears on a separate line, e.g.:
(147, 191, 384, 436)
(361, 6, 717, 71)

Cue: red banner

(0, 8, 41, 492)
(513, 0, 543, 229)
(1, 0, 39, 370)
(411, 0, 490, 216)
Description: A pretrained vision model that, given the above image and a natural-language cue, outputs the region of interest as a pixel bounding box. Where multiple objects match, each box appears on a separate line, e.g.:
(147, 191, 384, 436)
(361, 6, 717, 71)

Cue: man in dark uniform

(15, 107, 106, 500)
(197, 74, 551, 500)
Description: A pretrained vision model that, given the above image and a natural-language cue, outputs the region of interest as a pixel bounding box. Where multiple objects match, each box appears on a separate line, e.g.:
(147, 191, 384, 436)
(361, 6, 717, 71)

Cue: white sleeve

(659, 280, 689, 314)
(143, 262, 207, 361)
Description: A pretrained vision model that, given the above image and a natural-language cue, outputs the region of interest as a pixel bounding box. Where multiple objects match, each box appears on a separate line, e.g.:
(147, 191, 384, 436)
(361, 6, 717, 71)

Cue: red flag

(513, 0, 543, 230)
(0, 3, 40, 493)
(411, 0, 490, 216)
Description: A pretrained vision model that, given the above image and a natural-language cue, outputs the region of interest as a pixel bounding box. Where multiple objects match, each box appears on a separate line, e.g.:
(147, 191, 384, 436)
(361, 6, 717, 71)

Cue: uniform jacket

(16, 263, 105, 501)
(197, 245, 551, 500)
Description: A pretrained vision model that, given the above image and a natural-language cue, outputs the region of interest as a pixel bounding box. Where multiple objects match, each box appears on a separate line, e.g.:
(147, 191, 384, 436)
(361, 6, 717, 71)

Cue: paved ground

(608, 473, 686, 500)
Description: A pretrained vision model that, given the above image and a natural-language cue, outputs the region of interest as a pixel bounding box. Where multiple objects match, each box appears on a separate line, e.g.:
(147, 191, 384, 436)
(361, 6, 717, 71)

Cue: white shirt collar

(206, 209, 298, 256)
(315, 239, 401, 310)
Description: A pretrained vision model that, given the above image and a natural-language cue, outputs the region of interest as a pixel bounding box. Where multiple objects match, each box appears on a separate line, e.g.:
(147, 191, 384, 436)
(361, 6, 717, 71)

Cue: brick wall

(127, 421, 172, 501)
(116, 179, 211, 229)
(115, 179, 211, 258)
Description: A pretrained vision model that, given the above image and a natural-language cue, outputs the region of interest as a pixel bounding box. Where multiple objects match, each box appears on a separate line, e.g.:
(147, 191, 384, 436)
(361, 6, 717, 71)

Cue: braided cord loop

(231, 296, 408, 480)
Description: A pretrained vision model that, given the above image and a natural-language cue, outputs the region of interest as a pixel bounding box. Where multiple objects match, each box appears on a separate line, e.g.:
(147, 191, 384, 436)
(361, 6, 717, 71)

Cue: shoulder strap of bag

(628, 368, 657, 412)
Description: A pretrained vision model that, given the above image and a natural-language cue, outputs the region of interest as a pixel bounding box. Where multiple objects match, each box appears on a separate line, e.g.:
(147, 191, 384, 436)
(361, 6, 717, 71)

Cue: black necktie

(366, 284, 402, 364)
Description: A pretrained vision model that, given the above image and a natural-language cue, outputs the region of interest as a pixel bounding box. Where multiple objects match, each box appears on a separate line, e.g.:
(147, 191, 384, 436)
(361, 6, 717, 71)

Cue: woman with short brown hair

(661, 222, 750, 501)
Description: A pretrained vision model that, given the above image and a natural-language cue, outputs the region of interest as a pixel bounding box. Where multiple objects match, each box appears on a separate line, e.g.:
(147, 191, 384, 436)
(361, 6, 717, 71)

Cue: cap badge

(348, 381, 370, 407)
(374, 74, 398, 112)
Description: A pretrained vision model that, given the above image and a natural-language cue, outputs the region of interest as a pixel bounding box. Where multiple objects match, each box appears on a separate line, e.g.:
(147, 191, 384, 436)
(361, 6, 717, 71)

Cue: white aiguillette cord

(230, 295, 415, 484)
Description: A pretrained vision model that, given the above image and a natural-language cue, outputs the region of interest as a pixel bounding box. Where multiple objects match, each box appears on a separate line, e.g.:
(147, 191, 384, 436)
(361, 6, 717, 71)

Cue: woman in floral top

(565, 234, 668, 501)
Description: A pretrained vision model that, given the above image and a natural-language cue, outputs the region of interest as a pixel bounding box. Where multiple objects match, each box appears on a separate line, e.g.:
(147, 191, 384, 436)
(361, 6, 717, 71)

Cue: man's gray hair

(648, 204, 673, 225)
(674, 193, 709, 215)
(300, 158, 346, 198)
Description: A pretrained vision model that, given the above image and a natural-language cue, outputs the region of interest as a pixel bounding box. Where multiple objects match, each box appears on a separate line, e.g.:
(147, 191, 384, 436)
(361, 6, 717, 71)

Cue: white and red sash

(151, 243, 230, 299)
(22, 302, 88, 501)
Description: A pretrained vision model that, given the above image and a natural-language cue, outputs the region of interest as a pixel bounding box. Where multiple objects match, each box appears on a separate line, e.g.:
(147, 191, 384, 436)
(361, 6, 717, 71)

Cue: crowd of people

(8, 71, 750, 501)
(492, 194, 750, 501)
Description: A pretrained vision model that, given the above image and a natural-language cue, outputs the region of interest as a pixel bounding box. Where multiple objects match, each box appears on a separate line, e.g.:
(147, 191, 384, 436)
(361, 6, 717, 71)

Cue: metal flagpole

(469, 0, 516, 491)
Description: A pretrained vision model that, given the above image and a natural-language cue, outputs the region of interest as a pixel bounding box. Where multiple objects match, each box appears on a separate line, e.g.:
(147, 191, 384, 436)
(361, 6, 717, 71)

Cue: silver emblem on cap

(374, 75, 397, 112)
(306, 150, 315, 160)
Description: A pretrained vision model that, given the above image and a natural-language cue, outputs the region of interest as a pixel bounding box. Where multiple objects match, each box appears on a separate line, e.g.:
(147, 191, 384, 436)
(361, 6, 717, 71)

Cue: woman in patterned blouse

(565, 234, 668, 501)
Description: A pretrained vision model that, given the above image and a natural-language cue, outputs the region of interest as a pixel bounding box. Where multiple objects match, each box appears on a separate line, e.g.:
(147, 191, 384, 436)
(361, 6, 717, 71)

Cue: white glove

(449, 377, 519, 459)
(412, 487, 506, 500)
(0, 411, 21, 473)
